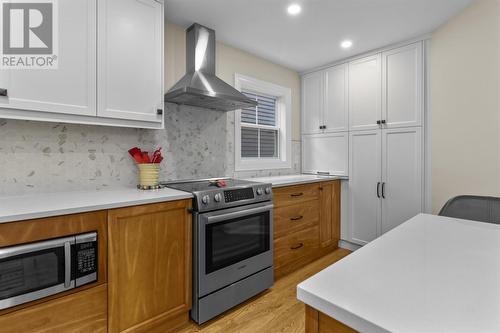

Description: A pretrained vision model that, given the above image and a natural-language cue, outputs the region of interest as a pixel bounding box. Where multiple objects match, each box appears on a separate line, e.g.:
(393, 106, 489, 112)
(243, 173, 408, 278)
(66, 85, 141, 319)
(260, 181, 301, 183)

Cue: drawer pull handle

(290, 192, 303, 197)
(290, 243, 304, 250)
(290, 215, 303, 221)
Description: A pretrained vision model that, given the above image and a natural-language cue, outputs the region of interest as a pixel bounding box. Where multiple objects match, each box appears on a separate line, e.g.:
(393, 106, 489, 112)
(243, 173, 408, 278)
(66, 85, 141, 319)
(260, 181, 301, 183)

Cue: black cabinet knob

(0, 88, 7, 97)
(376, 120, 381, 125)
(156, 109, 163, 115)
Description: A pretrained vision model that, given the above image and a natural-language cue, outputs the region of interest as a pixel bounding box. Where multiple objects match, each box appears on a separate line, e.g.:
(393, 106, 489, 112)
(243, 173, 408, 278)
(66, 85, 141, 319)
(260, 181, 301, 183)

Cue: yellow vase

(138, 164, 160, 187)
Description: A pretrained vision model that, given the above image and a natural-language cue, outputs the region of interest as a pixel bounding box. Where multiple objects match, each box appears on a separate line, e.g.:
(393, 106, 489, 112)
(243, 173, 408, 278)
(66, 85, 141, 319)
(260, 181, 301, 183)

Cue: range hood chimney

(164, 23, 258, 111)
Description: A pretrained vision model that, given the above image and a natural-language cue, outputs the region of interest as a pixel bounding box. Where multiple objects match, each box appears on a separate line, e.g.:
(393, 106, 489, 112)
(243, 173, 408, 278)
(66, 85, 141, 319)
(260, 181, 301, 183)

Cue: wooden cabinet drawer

(0, 284, 107, 333)
(274, 200, 319, 239)
(273, 183, 320, 208)
(274, 226, 319, 270)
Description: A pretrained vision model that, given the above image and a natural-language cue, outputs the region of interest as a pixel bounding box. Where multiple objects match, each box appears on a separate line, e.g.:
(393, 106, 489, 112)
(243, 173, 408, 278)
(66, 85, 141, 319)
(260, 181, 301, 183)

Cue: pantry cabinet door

(324, 64, 348, 133)
(302, 71, 324, 135)
(349, 130, 381, 245)
(382, 42, 423, 128)
(302, 133, 348, 176)
(381, 127, 423, 234)
(348, 54, 382, 131)
(0, 0, 96, 116)
(98, 0, 163, 123)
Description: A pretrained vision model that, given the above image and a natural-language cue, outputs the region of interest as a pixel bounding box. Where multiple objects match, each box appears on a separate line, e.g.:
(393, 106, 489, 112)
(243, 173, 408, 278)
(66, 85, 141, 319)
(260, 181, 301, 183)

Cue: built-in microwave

(0, 232, 98, 310)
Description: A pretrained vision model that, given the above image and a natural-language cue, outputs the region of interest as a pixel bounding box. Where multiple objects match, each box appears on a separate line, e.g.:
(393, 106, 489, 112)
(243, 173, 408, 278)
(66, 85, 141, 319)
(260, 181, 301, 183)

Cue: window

(240, 92, 279, 158)
(235, 74, 292, 171)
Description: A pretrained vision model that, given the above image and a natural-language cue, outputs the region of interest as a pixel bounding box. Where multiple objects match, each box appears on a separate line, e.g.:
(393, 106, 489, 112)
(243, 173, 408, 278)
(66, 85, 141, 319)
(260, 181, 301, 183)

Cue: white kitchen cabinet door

(302, 71, 324, 135)
(348, 54, 382, 131)
(381, 127, 423, 234)
(98, 0, 163, 123)
(302, 133, 348, 176)
(382, 42, 423, 128)
(0, 0, 96, 116)
(324, 64, 348, 133)
(349, 130, 381, 245)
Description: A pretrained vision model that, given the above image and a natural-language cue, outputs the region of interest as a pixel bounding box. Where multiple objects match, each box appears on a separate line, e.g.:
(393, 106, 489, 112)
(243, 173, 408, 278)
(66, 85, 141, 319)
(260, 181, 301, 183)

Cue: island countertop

(297, 213, 500, 333)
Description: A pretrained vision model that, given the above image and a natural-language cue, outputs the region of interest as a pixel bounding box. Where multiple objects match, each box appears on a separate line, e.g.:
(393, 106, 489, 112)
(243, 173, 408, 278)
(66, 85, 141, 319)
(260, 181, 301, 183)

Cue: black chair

(439, 195, 500, 224)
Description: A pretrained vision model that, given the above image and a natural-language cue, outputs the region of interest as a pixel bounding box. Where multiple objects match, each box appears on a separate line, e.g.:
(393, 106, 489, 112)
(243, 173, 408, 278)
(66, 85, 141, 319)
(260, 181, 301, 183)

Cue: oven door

(0, 237, 75, 310)
(198, 202, 273, 297)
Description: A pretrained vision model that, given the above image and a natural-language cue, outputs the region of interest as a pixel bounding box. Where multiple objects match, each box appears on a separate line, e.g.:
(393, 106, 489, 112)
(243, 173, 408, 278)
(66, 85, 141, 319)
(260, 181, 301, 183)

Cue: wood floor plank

(178, 248, 351, 333)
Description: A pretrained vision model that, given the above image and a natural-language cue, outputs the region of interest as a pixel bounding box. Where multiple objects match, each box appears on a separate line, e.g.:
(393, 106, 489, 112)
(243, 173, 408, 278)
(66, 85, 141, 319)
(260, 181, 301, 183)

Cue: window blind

(241, 91, 278, 158)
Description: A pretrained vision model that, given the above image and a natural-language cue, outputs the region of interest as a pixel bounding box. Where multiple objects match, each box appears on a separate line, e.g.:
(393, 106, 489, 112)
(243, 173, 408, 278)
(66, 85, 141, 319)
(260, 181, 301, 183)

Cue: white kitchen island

(297, 214, 500, 333)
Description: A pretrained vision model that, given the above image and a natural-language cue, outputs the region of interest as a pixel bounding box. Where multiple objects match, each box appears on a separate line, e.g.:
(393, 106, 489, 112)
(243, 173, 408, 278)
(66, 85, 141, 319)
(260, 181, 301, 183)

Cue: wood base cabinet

(0, 211, 108, 332)
(107, 200, 192, 333)
(305, 305, 357, 333)
(273, 181, 340, 279)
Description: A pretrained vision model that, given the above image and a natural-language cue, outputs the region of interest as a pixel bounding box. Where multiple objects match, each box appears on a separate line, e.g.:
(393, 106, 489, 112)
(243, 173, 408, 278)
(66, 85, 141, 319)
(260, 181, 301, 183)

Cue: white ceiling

(165, 0, 472, 72)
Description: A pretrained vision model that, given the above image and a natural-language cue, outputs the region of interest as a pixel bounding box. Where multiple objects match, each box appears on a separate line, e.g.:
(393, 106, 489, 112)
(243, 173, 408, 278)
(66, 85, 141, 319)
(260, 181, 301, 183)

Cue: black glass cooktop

(162, 178, 258, 193)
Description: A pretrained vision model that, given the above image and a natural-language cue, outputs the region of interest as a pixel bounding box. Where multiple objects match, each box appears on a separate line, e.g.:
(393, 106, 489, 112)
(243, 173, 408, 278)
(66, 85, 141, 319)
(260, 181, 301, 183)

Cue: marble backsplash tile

(0, 104, 301, 195)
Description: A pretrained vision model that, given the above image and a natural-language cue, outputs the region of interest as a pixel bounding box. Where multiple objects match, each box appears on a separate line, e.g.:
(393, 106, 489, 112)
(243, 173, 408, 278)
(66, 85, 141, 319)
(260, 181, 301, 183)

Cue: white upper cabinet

(382, 42, 423, 128)
(324, 64, 348, 133)
(302, 64, 348, 135)
(302, 71, 324, 135)
(349, 130, 381, 245)
(381, 127, 422, 234)
(98, 0, 164, 123)
(302, 133, 348, 176)
(0, 0, 164, 128)
(348, 54, 382, 131)
(0, 0, 96, 117)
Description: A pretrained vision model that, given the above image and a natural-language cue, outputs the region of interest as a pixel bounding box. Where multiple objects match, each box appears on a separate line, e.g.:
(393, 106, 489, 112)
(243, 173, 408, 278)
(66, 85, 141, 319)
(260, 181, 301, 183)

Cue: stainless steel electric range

(163, 178, 274, 324)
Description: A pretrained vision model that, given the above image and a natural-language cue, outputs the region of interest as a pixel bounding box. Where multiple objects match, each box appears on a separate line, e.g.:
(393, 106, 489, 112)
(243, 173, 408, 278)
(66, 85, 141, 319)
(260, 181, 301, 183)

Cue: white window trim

(234, 73, 292, 171)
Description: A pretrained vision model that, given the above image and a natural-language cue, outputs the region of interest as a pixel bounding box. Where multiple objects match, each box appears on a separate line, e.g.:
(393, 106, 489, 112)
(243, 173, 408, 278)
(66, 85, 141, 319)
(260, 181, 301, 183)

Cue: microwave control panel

(72, 232, 98, 286)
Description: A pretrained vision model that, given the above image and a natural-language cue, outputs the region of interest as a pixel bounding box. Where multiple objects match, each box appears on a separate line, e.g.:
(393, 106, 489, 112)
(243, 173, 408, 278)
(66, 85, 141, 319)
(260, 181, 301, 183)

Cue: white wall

(430, 0, 500, 212)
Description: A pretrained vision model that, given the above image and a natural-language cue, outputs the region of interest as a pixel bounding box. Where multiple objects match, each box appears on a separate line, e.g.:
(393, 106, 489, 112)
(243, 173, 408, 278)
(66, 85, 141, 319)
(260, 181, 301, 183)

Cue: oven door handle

(205, 204, 274, 224)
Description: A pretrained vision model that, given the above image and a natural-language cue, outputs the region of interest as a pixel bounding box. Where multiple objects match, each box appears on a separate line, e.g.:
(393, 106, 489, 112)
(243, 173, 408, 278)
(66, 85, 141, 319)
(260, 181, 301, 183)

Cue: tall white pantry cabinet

(301, 41, 425, 246)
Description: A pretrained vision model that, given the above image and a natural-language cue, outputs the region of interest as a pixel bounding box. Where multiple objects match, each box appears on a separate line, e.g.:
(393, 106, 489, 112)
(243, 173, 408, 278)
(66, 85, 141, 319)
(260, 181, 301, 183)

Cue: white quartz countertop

(245, 174, 346, 188)
(0, 187, 193, 224)
(297, 214, 500, 333)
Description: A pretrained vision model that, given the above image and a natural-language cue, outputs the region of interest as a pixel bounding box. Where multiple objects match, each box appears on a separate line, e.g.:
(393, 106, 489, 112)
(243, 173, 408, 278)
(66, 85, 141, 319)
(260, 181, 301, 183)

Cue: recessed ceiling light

(287, 4, 302, 16)
(341, 40, 353, 49)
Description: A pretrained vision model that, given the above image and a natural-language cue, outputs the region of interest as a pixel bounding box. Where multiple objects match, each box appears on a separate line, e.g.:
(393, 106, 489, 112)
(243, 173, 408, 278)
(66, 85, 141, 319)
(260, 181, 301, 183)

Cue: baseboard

(338, 240, 361, 252)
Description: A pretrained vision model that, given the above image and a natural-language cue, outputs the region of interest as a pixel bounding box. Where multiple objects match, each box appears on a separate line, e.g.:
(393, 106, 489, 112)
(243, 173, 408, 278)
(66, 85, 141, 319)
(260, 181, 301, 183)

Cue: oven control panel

(224, 188, 254, 203)
(196, 183, 273, 212)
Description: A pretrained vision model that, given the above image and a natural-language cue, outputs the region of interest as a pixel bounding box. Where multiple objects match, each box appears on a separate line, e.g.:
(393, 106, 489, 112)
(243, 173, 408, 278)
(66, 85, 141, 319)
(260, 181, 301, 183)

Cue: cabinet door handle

(317, 171, 330, 176)
(156, 109, 163, 115)
(0, 89, 7, 96)
(381, 182, 386, 199)
(290, 192, 303, 197)
(290, 243, 304, 250)
(376, 182, 381, 198)
(381, 120, 386, 124)
(376, 120, 381, 125)
(290, 215, 303, 221)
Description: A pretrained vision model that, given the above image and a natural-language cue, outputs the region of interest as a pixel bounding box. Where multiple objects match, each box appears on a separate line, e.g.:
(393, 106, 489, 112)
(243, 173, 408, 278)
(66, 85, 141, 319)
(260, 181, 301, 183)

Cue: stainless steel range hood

(164, 23, 257, 111)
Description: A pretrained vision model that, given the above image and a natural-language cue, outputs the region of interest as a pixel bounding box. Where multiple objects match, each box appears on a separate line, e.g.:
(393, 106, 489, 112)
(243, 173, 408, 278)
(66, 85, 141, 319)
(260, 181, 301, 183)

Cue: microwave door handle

(0, 236, 75, 259)
(205, 204, 274, 224)
(64, 241, 72, 288)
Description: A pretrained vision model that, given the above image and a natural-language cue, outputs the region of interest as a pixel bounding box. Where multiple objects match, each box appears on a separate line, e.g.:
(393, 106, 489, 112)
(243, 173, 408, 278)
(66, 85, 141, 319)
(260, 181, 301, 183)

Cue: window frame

(234, 74, 292, 171)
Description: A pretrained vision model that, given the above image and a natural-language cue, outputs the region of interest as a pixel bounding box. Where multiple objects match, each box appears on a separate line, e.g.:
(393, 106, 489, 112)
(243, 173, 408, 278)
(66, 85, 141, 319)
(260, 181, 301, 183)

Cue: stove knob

(214, 193, 222, 202)
(256, 188, 263, 195)
(202, 195, 210, 205)
(265, 187, 271, 194)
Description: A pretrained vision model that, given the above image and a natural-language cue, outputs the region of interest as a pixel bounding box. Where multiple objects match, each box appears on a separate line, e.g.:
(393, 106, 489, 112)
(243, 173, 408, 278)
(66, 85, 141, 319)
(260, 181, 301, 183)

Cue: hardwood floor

(178, 248, 351, 333)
